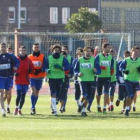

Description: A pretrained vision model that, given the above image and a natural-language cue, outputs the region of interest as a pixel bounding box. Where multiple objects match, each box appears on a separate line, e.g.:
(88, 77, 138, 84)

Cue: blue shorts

(118, 84, 126, 101)
(30, 78, 43, 90)
(79, 81, 96, 100)
(9, 77, 13, 88)
(125, 80, 139, 98)
(48, 78, 63, 97)
(0, 77, 12, 90)
(97, 77, 111, 95)
(109, 81, 116, 96)
(15, 84, 29, 93)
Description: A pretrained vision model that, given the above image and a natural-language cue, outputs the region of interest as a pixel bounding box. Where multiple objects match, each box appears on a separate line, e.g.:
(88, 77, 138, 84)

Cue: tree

(65, 7, 102, 33)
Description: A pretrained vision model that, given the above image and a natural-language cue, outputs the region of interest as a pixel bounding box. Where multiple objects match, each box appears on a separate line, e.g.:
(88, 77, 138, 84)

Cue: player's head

(19, 46, 27, 56)
(83, 46, 91, 58)
(32, 43, 40, 52)
(102, 43, 110, 53)
(7, 47, 13, 53)
(61, 51, 67, 58)
(0, 43, 6, 53)
(76, 47, 83, 58)
(62, 45, 69, 53)
(131, 46, 140, 58)
(76, 48, 83, 58)
(124, 50, 130, 58)
(110, 49, 115, 57)
(51, 44, 61, 53)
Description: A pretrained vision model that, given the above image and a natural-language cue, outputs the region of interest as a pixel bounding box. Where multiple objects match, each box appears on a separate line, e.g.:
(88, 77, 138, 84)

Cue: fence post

(14, 28, 21, 56)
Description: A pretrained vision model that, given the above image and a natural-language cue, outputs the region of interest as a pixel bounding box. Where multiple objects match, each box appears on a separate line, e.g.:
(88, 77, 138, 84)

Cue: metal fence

(0, 32, 131, 58)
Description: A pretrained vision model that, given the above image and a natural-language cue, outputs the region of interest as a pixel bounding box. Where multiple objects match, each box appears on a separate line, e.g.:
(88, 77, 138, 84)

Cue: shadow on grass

(6, 112, 140, 120)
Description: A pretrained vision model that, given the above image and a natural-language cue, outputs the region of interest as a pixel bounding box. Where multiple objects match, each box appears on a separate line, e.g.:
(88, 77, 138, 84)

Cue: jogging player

(95, 43, 114, 114)
(120, 47, 140, 116)
(46, 44, 70, 115)
(0, 43, 19, 117)
(14, 46, 34, 116)
(28, 43, 47, 115)
(74, 46, 101, 116)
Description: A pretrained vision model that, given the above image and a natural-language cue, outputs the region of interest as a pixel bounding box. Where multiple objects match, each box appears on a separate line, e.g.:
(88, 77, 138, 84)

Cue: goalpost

(0, 32, 131, 60)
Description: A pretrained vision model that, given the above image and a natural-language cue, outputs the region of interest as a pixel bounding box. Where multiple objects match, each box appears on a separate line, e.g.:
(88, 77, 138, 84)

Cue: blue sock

(31, 95, 36, 109)
(34, 96, 38, 106)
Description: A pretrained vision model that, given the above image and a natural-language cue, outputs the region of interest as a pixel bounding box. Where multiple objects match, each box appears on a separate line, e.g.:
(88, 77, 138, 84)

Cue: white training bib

(101, 61, 111, 67)
(0, 64, 11, 70)
(32, 61, 42, 67)
(80, 63, 92, 69)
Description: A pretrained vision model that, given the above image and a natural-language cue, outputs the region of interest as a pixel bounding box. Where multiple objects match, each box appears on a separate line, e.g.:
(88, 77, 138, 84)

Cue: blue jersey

(0, 53, 20, 77)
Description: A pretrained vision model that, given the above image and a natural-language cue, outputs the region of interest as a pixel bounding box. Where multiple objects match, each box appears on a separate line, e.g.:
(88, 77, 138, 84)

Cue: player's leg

(30, 78, 40, 115)
(48, 79, 58, 115)
(78, 81, 87, 114)
(124, 80, 133, 116)
(80, 82, 89, 116)
(108, 81, 116, 111)
(62, 76, 70, 112)
(96, 78, 103, 113)
(132, 93, 137, 112)
(87, 81, 96, 112)
(74, 82, 81, 110)
(34, 79, 43, 109)
(103, 78, 111, 113)
(18, 85, 29, 116)
(116, 84, 123, 106)
(14, 85, 22, 115)
(59, 79, 66, 113)
(6, 77, 13, 113)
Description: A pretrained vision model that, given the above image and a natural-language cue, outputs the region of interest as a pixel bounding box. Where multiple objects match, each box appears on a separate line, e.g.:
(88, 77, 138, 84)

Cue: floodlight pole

(18, 0, 21, 29)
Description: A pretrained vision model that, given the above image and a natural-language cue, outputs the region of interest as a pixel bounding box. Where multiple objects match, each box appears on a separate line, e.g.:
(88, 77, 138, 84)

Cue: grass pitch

(1, 94, 140, 140)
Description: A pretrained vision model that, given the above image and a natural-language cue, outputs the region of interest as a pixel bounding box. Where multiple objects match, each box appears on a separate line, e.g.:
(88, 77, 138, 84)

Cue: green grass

(1, 94, 140, 140)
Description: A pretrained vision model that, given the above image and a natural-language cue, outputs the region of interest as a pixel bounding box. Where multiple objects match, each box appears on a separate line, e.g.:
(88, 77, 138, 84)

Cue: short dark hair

(124, 50, 130, 55)
(61, 51, 67, 56)
(76, 47, 83, 52)
(102, 43, 110, 49)
(0, 43, 6, 46)
(33, 43, 39, 46)
(62, 45, 68, 50)
(83, 46, 91, 52)
(19, 46, 26, 50)
(7, 47, 12, 50)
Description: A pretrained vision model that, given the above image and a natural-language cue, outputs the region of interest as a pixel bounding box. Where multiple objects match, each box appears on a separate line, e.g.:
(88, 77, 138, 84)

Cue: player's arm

(94, 59, 101, 75)
(45, 58, 50, 73)
(41, 56, 47, 72)
(110, 57, 114, 75)
(119, 59, 129, 75)
(63, 57, 70, 73)
(74, 60, 82, 77)
(11, 54, 20, 70)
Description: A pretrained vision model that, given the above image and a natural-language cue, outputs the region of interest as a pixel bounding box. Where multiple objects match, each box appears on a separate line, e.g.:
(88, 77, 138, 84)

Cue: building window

(8, 7, 15, 23)
(89, 8, 96, 13)
(20, 7, 27, 23)
(50, 7, 58, 24)
(62, 8, 70, 24)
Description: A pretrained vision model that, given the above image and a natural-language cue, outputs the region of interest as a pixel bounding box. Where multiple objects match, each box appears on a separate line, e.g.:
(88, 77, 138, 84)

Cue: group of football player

(0, 42, 139, 117)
